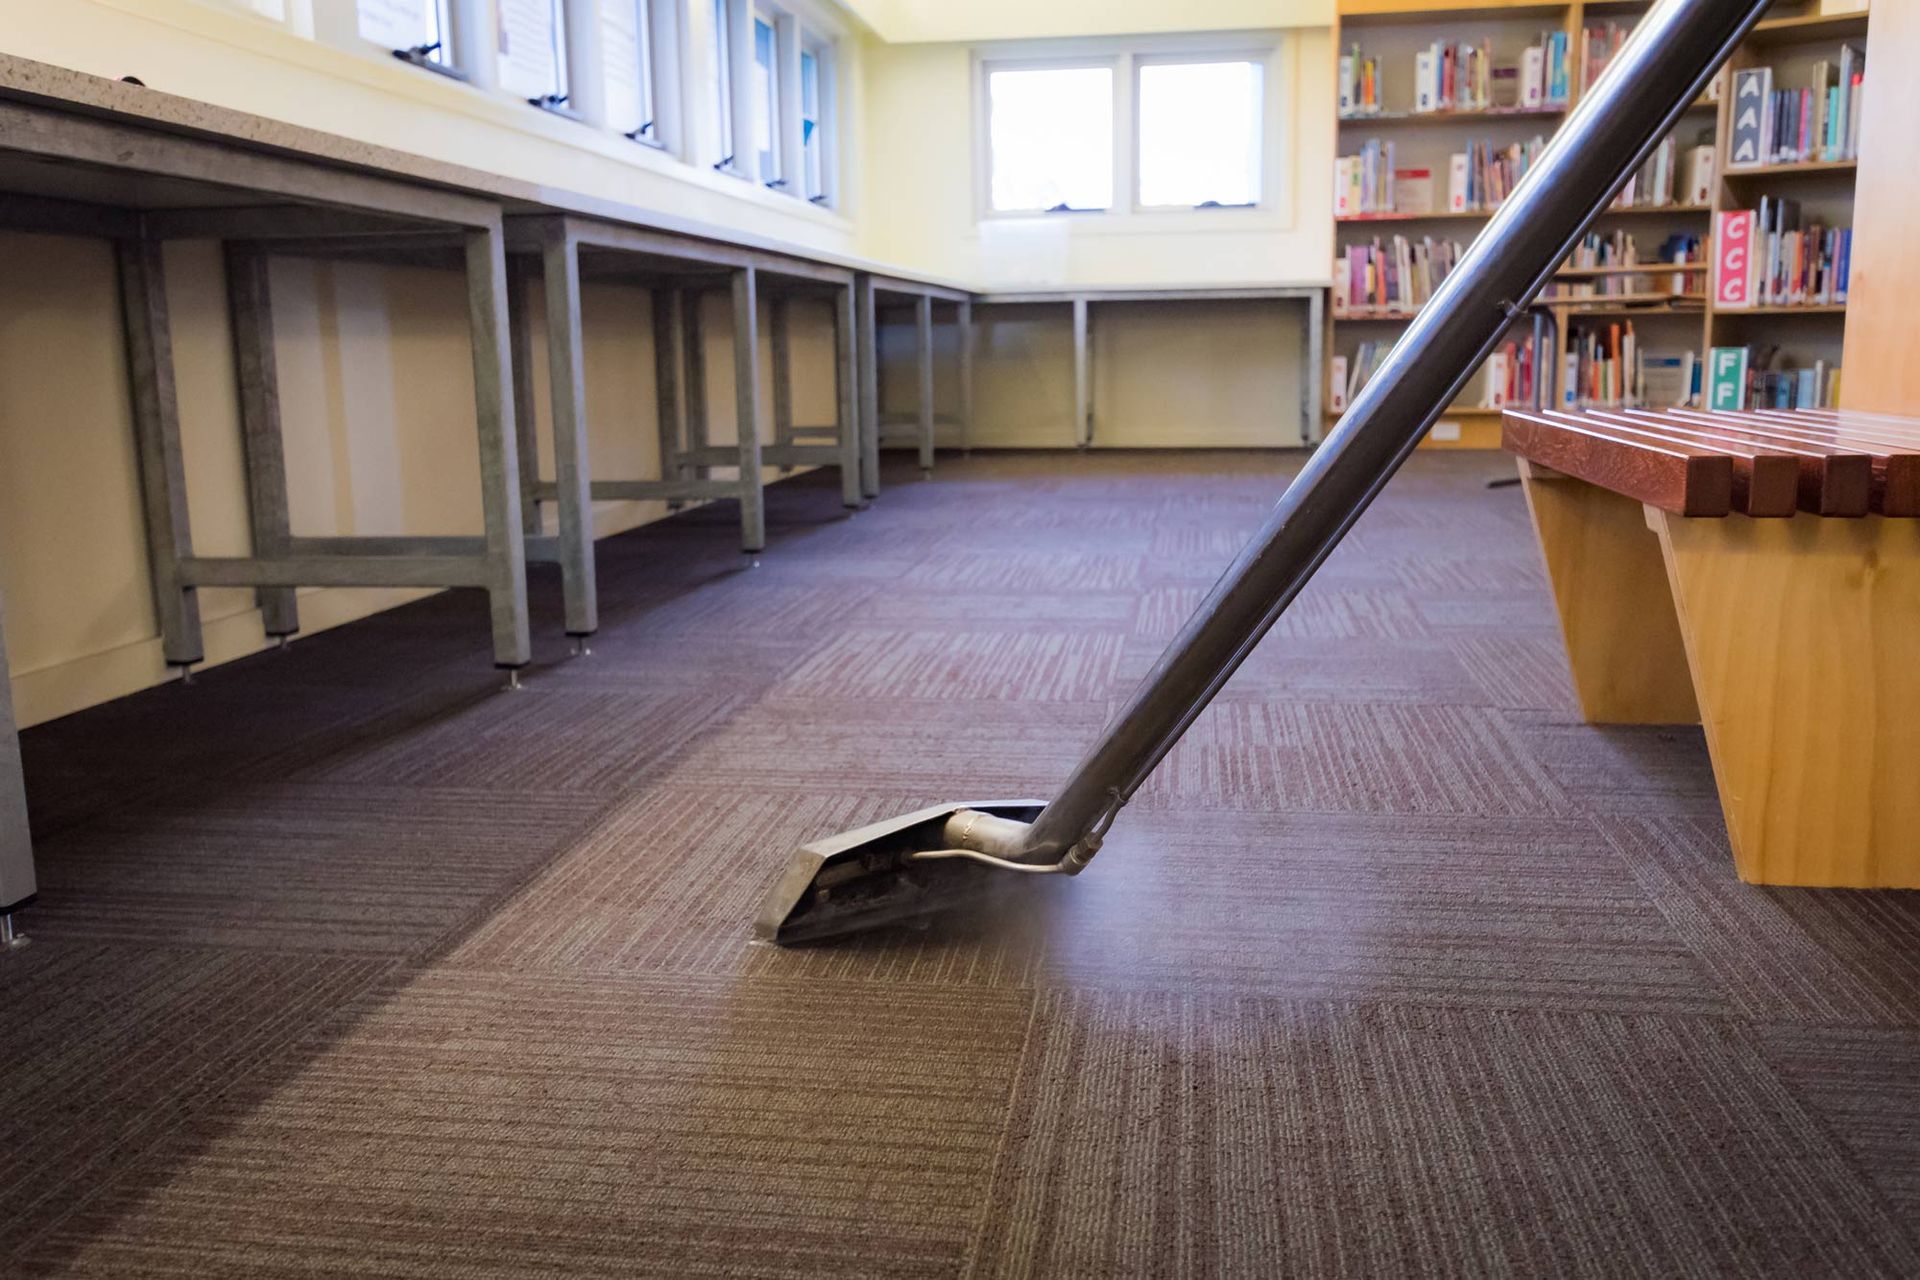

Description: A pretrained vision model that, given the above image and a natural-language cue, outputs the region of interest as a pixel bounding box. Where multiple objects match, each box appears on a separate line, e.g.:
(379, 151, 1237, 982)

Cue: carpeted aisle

(4, 450, 1919, 1277)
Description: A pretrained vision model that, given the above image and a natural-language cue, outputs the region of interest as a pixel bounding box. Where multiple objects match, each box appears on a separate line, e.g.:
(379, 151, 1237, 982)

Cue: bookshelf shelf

(1714, 303, 1849, 316)
(1723, 159, 1858, 179)
(1747, 10, 1870, 47)
(1555, 263, 1707, 277)
(1328, 405, 1505, 419)
(1338, 106, 1567, 126)
(1337, 210, 1490, 223)
(1331, 0, 1868, 442)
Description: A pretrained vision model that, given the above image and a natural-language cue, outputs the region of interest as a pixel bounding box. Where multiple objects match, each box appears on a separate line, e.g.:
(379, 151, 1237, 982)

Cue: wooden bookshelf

(1330, 0, 1872, 449)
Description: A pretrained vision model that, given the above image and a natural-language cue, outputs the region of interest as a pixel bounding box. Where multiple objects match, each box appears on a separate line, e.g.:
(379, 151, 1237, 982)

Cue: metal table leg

(1071, 296, 1090, 449)
(770, 293, 794, 463)
(506, 253, 544, 539)
(539, 222, 598, 645)
(117, 237, 205, 677)
(835, 281, 862, 509)
(0, 598, 34, 950)
(225, 244, 300, 640)
(731, 266, 766, 556)
(958, 298, 975, 457)
(914, 294, 936, 474)
(683, 288, 710, 482)
(654, 287, 686, 486)
(464, 222, 532, 671)
(856, 274, 880, 499)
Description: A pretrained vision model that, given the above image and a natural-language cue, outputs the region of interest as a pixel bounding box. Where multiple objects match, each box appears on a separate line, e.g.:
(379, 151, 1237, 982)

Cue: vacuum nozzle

(754, 800, 1087, 945)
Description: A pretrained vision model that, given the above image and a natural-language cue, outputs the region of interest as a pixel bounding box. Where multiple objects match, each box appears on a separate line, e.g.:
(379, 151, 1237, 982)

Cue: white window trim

(798, 29, 838, 207)
(708, 0, 844, 204)
(973, 31, 1291, 228)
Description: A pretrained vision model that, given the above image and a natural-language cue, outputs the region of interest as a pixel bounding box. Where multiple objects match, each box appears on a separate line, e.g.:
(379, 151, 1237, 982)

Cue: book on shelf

(1728, 51, 1866, 169)
(1447, 136, 1547, 213)
(1714, 200, 1852, 307)
(1412, 40, 1492, 113)
(1685, 145, 1716, 206)
(1330, 355, 1350, 413)
(1641, 352, 1702, 409)
(1706, 346, 1844, 410)
(1393, 167, 1434, 215)
(1343, 340, 1396, 407)
(1612, 130, 1714, 210)
(1581, 20, 1631, 94)
(1334, 139, 1396, 216)
(1335, 235, 1467, 314)
(1560, 322, 1696, 410)
(1340, 46, 1382, 116)
(1550, 231, 1707, 299)
(1479, 336, 1538, 410)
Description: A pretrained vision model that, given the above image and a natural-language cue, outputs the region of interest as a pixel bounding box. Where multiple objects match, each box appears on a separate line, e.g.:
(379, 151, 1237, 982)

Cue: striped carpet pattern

(7, 450, 1920, 1276)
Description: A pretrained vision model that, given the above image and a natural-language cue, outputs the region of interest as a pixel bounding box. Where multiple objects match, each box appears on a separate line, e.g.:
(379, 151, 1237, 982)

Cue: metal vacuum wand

(756, 0, 1775, 945)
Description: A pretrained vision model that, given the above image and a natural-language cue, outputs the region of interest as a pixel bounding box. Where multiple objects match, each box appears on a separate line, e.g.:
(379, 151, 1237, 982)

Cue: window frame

(497, 0, 573, 112)
(798, 31, 836, 206)
(752, 10, 784, 187)
(1132, 52, 1267, 211)
(600, 0, 682, 152)
(324, 0, 472, 79)
(979, 56, 1121, 217)
(974, 32, 1289, 225)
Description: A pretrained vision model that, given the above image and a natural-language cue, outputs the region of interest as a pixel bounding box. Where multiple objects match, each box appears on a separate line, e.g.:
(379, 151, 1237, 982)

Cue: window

(712, 0, 737, 169)
(357, 0, 454, 70)
(988, 66, 1114, 213)
(605, 0, 670, 144)
(753, 16, 782, 185)
(800, 43, 826, 201)
(981, 40, 1281, 219)
(496, 0, 568, 107)
(1137, 60, 1262, 208)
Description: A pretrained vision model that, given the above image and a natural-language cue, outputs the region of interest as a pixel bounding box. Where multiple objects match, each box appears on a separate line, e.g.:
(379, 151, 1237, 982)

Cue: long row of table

(0, 54, 1327, 943)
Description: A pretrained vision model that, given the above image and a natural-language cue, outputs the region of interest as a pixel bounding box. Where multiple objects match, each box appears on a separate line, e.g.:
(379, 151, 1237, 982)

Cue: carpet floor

(6, 449, 1920, 1277)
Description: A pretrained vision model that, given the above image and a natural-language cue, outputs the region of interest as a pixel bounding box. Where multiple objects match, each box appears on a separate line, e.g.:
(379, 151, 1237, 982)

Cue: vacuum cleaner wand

(757, 0, 1773, 945)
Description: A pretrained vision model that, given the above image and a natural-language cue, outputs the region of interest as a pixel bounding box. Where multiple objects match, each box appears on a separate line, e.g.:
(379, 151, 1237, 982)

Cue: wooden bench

(1503, 406, 1920, 889)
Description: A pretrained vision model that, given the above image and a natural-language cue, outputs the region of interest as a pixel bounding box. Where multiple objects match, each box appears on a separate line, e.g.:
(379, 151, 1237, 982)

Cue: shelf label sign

(1708, 346, 1750, 412)
(1713, 211, 1756, 309)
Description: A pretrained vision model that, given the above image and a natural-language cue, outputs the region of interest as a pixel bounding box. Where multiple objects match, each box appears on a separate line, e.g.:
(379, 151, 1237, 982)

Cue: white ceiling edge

(837, 0, 1334, 44)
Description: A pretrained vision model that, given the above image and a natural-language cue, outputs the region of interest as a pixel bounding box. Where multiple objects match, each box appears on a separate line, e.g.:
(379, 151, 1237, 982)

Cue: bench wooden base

(1520, 460, 1920, 889)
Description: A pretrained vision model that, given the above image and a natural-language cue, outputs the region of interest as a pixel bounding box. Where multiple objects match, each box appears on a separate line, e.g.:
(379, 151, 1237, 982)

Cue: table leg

(225, 244, 300, 639)
(506, 253, 543, 538)
(116, 237, 205, 673)
(835, 282, 861, 509)
(1072, 296, 1090, 450)
(731, 266, 766, 555)
(856, 274, 880, 499)
(916, 293, 935, 474)
(653, 287, 685, 485)
(958, 298, 974, 457)
(464, 222, 531, 670)
(0, 597, 35, 948)
(540, 222, 598, 642)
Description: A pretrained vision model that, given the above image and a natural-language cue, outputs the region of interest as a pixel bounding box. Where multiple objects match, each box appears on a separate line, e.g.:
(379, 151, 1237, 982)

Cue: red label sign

(1714, 211, 1755, 309)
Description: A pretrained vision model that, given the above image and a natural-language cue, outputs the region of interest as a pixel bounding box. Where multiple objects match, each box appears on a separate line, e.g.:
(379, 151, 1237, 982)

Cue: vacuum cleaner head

(754, 800, 1047, 945)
